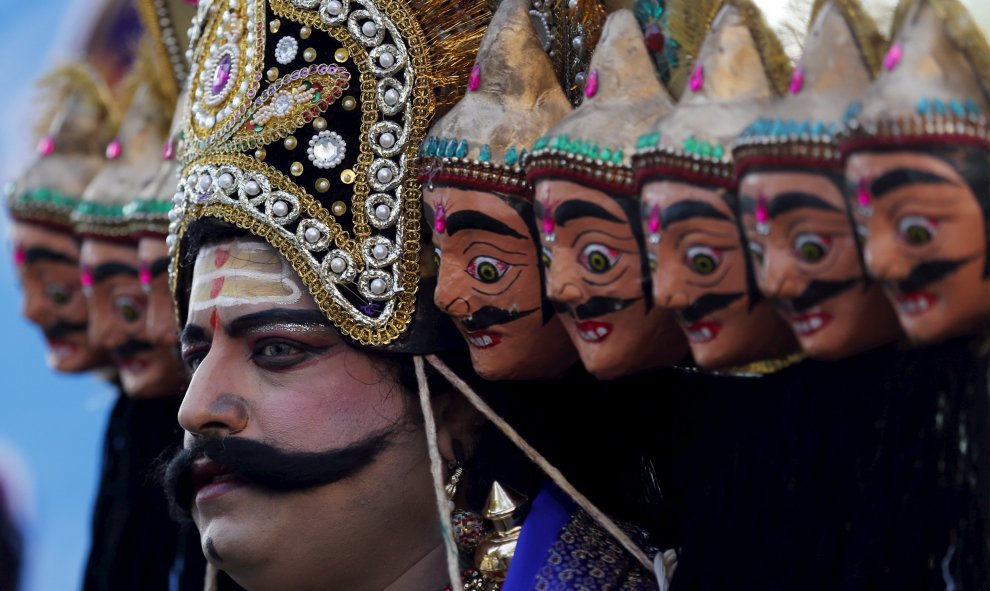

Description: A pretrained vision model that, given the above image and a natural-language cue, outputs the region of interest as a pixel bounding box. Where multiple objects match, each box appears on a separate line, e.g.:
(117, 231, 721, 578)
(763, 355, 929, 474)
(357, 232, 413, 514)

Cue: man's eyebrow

(660, 199, 732, 230)
(554, 199, 623, 226)
(149, 257, 171, 278)
(869, 168, 960, 200)
(180, 324, 207, 345)
(766, 192, 842, 219)
(23, 247, 77, 266)
(226, 309, 333, 338)
(91, 262, 140, 283)
(446, 210, 526, 239)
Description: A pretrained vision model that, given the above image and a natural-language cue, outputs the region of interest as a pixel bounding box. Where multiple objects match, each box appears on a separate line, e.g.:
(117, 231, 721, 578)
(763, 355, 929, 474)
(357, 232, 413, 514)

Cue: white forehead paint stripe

(190, 241, 305, 312)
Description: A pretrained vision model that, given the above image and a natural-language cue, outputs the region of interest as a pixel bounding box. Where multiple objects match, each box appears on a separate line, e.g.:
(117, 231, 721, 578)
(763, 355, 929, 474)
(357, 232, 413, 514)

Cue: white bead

(218, 172, 235, 190)
(330, 257, 346, 274)
(166, 235, 177, 248)
(378, 52, 395, 68)
(326, 0, 342, 15)
(375, 204, 390, 220)
(369, 278, 386, 295)
(376, 167, 393, 183)
(172, 190, 184, 204)
(197, 175, 213, 192)
(361, 21, 378, 37)
(272, 200, 290, 217)
(384, 88, 399, 106)
(168, 209, 179, 222)
(244, 180, 261, 196)
(372, 244, 389, 259)
(379, 132, 395, 149)
(304, 227, 321, 243)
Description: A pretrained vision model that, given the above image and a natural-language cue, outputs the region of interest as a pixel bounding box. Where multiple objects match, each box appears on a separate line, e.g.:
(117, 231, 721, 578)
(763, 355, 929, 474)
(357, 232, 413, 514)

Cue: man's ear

(432, 387, 485, 465)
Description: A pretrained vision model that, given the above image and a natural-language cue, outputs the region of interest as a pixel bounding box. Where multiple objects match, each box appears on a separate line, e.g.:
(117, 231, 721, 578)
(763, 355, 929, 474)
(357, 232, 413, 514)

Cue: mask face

(138, 236, 179, 348)
(845, 150, 990, 343)
(424, 187, 576, 380)
(641, 180, 796, 369)
(11, 221, 108, 372)
(738, 171, 902, 359)
(80, 238, 186, 397)
(177, 240, 442, 591)
(535, 179, 687, 379)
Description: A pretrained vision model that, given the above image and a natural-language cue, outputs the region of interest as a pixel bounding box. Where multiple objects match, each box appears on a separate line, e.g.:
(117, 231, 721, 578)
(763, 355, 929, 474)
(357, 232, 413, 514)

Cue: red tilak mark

(211, 277, 225, 298)
(214, 247, 230, 268)
(210, 308, 219, 331)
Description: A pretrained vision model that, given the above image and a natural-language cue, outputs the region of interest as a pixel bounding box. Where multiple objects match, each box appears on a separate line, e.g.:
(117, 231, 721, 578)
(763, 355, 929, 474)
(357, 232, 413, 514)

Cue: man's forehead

(190, 240, 307, 312)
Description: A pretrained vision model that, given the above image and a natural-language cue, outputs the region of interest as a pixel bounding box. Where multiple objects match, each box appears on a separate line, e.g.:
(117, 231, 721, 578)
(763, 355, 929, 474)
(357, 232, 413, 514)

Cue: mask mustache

(460, 306, 539, 332)
(679, 292, 745, 324)
(44, 320, 88, 340)
(159, 430, 396, 523)
(552, 296, 639, 320)
(786, 278, 861, 313)
(113, 340, 154, 359)
(889, 257, 973, 294)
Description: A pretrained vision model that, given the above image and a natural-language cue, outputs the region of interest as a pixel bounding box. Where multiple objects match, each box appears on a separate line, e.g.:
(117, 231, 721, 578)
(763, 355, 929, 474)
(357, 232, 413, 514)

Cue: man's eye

(181, 348, 207, 373)
(465, 256, 511, 283)
(114, 295, 146, 322)
(898, 215, 938, 246)
(685, 245, 723, 275)
(578, 244, 621, 273)
(46, 283, 72, 306)
(258, 342, 301, 357)
(793, 233, 831, 263)
(748, 240, 765, 266)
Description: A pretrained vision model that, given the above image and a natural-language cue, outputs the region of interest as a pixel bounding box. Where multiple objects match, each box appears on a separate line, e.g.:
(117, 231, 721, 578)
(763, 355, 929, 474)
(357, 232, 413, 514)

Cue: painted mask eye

(748, 240, 765, 267)
(465, 256, 511, 284)
(897, 215, 938, 246)
(793, 233, 832, 263)
(579, 244, 621, 274)
(685, 245, 723, 275)
(46, 283, 72, 306)
(541, 245, 553, 269)
(114, 295, 146, 323)
(432, 246, 442, 269)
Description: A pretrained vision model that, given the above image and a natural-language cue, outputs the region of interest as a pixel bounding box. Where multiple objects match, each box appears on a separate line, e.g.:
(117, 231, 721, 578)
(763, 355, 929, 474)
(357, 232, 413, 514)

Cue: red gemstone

(468, 64, 481, 92)
(105, 138, 122, 160)
(645, 23, 665, 53)
(161, 138, 175, 160)
(584, 69, 599, 99)
(37, 135, 55, 156)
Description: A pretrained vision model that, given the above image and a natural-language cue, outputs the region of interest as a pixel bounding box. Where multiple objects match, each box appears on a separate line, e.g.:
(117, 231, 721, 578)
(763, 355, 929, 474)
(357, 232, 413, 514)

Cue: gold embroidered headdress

(733, 0, 886, 177)
(632, 0, 791, 190)
(7, 65, 117, 232)
(419, 0, 572, 199)
(525, 8, 673, 196)
(839, 0, 990, 155)
(167, 0, 490, 349)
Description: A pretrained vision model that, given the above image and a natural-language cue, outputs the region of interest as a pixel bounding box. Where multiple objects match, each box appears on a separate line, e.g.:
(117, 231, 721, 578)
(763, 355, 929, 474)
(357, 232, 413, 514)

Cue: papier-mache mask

(419, 0, 577, 380)
(526, 9, 688, 379)
(733, 0, 902, 360)
(839, 0, 990, 344)
(633, 0, 798, 370)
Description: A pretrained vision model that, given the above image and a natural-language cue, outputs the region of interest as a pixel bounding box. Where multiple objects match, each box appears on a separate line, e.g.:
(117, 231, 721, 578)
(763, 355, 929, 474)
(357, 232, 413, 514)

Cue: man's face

(846, 151, 989, 343)
(641, 180, 795, 369)
(535, 179, 686, 379)
(177, 240, 441, 590)
(424, 187, 576, 380)
(738, 171, 901, 360)
(11, 221, 108, 372)
(137, 237, 179, 348)
(80, 238, 186, 397)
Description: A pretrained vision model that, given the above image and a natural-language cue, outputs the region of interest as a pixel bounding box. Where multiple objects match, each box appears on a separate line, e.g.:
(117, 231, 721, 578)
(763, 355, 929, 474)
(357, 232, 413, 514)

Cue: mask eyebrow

(869, 168, 960, 200)
(23, 246, 78, 266)
(91, 262, 140, 283)
(766, 192, 842, 219)
(445, 210, 526, 239)
(554, 199, 623, 226)
(149, 257, 171, 278)
(660, 199, 732, 230)
(226, 309, 333, 338)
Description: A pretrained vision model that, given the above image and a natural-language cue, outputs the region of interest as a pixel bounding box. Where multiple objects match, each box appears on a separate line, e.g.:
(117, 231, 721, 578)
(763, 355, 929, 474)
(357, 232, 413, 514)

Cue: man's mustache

(552, 296, 639, 320)
(113, 340, 154, 359)
(679, 292, 745, 324)
(460, 306, 539, 332)
(44, 320, 88, 340)
(785, 278, 861, 313)
(160, 430, 396, 522)
(888, 257, 974, 294)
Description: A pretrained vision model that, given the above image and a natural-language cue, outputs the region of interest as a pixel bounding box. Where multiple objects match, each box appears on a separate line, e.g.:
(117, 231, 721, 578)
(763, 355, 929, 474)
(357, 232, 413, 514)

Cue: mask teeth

(648, 205, 661, 244)
(756, 194, 770, 236)
(434, 203, 446, 234)
(857, 178, 873, 217)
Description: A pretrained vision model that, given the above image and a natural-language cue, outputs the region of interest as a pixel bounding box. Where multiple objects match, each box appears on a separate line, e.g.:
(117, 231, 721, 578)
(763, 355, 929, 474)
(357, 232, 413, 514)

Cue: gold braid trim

(729, 0, 793, 97)
(723, 351, 806, 376)
(666, 0, 724, 97)
(930, 0, 990, 102)
(549, 0, 608, 104)
(33, 63, 118, 138)
(810, 0, 887, 75)
(134, 0, 184, 98)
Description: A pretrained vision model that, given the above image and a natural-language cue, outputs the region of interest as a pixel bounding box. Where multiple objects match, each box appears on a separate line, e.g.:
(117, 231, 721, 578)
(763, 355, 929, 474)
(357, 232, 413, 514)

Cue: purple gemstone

(212, 54, 232, 95)
(319, 65, 328, 74)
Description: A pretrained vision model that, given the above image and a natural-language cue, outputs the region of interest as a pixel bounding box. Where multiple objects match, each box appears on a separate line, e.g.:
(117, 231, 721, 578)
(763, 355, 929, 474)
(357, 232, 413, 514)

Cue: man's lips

(191, 458, 246, 503)
(895, 291, 938, 317)
(683, 321, 720, 343)
(574, 320, 612, 343)
(463, 329, 502, 349)
(789, 309, 832, 337)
